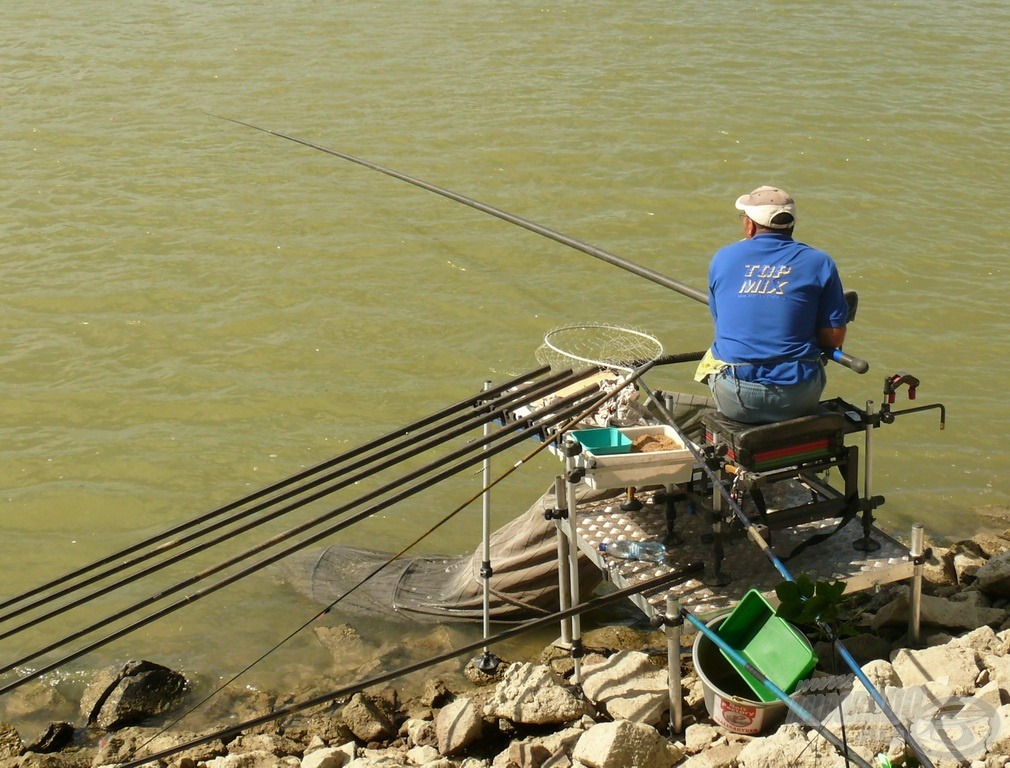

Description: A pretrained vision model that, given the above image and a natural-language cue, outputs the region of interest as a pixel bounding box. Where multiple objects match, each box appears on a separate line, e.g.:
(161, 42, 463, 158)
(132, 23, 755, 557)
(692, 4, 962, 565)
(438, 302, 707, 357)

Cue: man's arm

(818, 325, 846, 351)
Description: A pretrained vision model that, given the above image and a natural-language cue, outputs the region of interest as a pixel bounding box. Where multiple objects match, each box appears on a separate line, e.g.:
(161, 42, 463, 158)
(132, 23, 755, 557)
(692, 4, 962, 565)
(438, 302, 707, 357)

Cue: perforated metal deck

(567, 488, 912, 622)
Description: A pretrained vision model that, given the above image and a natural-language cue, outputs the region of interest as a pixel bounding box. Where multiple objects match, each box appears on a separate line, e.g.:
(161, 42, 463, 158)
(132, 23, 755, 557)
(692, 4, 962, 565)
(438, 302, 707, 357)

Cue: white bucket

(691, 613, 805, 735)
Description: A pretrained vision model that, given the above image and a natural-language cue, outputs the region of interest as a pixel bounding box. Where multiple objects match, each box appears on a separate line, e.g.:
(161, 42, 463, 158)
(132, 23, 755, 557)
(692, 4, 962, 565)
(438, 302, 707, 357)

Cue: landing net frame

(534, 323, 664, 374)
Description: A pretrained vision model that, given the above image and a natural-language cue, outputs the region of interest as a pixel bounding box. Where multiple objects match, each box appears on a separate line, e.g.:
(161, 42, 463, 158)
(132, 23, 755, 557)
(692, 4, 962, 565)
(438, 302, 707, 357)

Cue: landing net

(534, 323, 664, 374)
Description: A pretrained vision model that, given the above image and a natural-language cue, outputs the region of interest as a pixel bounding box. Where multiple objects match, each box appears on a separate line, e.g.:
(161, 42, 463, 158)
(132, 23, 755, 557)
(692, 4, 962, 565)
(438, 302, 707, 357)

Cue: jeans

(709, 365, 826, 424)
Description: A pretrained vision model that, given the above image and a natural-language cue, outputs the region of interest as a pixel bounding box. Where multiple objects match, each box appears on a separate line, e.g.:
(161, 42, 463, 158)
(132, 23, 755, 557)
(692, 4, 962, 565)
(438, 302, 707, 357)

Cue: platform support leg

(853, 401, 881, 552)
(620, 486, 643, 512)
(706, 472, 731, 586)
(909, 523, 925, 647)
(474, 380, 501, 673)
(665, 596, 683, 735)
(552, 474, 573, 649)
(564, 443, 584, 684)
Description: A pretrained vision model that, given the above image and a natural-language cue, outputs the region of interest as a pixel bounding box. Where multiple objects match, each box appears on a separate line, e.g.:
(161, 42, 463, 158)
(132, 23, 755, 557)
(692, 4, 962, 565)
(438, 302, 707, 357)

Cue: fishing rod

(117, 560, 706, 768)
(0, 366, 602, 648)
(208, 113, 868, 375)
(0, 363, 555, 615)
(157, 358, 671, 737)
(640, 381, 936, 768)
(0, 365, 588, 632)
(0, 368, 636, 690)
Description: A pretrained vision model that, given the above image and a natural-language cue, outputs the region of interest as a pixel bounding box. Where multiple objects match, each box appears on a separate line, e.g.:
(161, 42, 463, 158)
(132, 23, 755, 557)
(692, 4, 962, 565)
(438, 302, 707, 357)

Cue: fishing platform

(497, 348, 947, 629)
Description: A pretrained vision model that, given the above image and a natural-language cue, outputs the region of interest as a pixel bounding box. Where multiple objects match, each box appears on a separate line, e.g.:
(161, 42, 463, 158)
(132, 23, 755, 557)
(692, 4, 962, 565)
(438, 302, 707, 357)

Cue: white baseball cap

(735, 186, 797, 229)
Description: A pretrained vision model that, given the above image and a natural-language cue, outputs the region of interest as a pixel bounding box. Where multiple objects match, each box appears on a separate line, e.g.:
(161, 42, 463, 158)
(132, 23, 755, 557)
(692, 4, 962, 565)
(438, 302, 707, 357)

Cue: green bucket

(716, 589, 817, 702)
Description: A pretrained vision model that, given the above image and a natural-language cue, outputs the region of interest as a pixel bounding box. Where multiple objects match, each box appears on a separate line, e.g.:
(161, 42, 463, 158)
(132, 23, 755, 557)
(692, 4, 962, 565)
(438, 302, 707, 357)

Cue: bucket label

(717, 696, 760, 734)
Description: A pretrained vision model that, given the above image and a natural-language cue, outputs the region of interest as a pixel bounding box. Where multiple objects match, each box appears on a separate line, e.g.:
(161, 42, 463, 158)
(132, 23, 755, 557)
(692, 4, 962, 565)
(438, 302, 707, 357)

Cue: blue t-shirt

(708, 232, 848, 385)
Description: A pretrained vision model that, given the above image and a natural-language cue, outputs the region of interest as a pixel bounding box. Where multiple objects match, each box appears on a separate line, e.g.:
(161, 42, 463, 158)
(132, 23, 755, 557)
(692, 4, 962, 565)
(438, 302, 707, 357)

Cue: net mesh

(534, 323, 663, 374)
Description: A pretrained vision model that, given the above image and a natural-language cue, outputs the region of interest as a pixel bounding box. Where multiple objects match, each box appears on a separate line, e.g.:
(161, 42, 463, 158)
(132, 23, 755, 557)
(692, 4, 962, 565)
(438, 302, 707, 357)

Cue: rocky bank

(7, 524, 1010, 768)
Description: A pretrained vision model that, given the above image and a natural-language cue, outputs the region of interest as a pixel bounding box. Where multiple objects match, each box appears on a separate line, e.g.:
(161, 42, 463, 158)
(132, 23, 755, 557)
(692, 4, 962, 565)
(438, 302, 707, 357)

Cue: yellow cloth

(693, 348, 728, 383)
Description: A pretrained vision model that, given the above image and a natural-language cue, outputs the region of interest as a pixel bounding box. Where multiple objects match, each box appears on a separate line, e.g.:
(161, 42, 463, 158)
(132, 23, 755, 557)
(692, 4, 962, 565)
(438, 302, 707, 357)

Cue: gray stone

(951, 625, 1010, 656)
(80, 660, 188, 731)
(504, 742, 550, 768)
(950, 588, 994, 608)
(680, 741, 745, 768)
(418, 679, 453, 709)
(230, 734, 302, 757)
(986, 703, 1010, 758)
(579, 651, 667, 726)
(977, 550, 1010, 598)
(341, 694, 396, 744)
(301, 747, 352, 768)
(435, 697, 481, 756)
(24, 721, 74, 754)
(736, 724, 847, 767)
(483, 664, 587, 726)
(891, 645, 980, 694)
(404, 718, 436, 748)
(946, 541, 988, 585)
(0, 723, 23, 760)
(205, 751, 300, 768)
(683, 723, 721, 754)
(971, 531, 1010, 558)
(406, 745, 440, 765)
(571, 720, 682, 768)
(871, 592, 1007, 632)
(860, 659, 901, 691)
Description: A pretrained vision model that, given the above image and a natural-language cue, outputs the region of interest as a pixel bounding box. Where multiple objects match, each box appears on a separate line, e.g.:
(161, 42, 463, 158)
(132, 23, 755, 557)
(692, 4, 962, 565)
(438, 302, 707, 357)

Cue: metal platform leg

(853, 400, 882, 552)
(909, 523, 925, 646)
(474, 380, 501, 673)
(706, 471, 731, 586)
(564, 439, 584, 683)
(551, 474, 573, 649)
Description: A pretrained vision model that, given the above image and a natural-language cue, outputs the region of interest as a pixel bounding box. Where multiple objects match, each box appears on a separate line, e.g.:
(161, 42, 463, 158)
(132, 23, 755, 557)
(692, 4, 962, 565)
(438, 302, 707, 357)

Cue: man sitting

(695, 186, 848, 424)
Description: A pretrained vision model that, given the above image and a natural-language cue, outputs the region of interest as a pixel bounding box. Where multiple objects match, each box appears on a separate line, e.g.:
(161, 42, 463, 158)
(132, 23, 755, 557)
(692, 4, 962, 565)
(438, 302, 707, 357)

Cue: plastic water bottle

(599, 539, 667, 562)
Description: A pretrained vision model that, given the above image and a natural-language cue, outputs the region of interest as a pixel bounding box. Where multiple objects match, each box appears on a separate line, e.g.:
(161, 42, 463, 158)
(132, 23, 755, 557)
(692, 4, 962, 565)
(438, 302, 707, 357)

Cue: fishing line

(208, 113, 868, 374)
(0, 364, 555, 616)
(0, 366, 586, 636)
(0, 370, 620, 692)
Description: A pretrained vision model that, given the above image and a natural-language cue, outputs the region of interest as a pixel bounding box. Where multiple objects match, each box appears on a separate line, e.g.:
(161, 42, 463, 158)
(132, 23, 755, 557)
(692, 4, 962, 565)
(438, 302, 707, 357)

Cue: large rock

(301, 746, 353, 768)
(0, 722, 23, 760)
(736, 724, 847, 767)
(943, 541, 987, 585)
(341, 694, 395, 744)
(435, 697, 481, 756)
(580, 651, 668, 726)
(24, 722, 74, 754)
(870, 592, 1007, 632)
(889, 645, 980, 694)
(571, 720, 682, 768)
(976, 550, 1010, 598)
(205, 750, 300, 768)
(93, 726, 227, 766)
(483, 664, 587, 726)
(79, 660, 187, 730)
(948, 625, 1010, 656)
(859, 659, 901, 691)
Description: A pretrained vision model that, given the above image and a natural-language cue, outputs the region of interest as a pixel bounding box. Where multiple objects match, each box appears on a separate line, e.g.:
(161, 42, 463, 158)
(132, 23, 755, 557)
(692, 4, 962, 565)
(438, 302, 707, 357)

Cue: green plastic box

(571, 427, 633, 456)
(715, 590, 817, 702)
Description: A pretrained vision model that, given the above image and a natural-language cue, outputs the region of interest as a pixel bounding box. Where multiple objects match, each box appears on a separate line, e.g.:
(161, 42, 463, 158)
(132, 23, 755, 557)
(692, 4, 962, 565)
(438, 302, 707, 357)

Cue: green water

(2, 0, 1008, 728)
